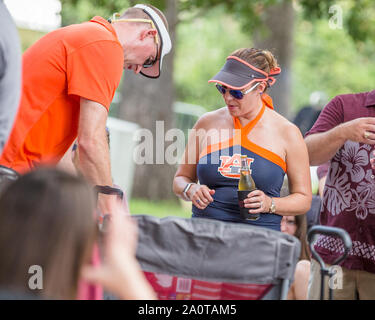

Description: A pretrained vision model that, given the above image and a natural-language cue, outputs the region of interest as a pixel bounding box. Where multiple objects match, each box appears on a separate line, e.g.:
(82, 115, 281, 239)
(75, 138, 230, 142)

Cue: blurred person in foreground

(279, 183, 310, 300)
(0, 1, 22, 184)
(59, 129, 129, 300)
(0, 168, 155, 300)
(0, 0, 21, 154)
(0, 4, 171, 217)
(281, 215, 311, 300)
(173, 48, 312, 231)
(305, 89, 375, 299)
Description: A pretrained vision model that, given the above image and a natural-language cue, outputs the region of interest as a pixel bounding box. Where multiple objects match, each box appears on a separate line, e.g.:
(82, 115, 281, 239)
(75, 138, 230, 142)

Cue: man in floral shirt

(305, 89, 375, 299)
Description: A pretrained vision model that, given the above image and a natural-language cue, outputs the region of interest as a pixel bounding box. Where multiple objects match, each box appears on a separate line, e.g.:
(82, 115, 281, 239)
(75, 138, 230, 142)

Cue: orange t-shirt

(0, 16, 124, 173)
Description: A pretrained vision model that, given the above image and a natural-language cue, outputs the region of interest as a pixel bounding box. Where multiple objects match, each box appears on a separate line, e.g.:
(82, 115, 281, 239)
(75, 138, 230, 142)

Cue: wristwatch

(183, 183, 194, 201)
(269, 197, 276, 213)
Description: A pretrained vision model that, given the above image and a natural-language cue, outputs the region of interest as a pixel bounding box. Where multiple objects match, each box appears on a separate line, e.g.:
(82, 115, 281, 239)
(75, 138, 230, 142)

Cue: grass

(18, 28, 46, 52)
(129, 198, 191, 219)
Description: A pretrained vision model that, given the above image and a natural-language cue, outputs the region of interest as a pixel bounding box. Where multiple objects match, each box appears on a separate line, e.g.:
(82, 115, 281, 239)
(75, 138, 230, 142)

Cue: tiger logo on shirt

(218, 154, 254, 179)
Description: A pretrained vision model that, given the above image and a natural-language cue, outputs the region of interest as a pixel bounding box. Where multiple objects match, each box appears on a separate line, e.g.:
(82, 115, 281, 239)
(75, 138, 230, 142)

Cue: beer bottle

(238, 155, 256, 191)
(238, 155, 259, 221)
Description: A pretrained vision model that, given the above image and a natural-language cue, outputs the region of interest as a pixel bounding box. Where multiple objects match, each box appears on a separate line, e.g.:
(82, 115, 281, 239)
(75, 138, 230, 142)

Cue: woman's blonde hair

(231, 48, 279, 92)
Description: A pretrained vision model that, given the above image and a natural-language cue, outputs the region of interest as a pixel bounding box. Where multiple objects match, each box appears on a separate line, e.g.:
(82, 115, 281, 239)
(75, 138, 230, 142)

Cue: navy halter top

(192, 101, 286, 231)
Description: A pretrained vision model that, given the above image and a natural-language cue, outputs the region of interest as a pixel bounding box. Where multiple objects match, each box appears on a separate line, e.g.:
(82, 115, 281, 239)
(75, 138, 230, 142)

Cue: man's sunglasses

(111, 14, 159, 68)
(215, 82, 260, 100)
(143, 44, 158, 68)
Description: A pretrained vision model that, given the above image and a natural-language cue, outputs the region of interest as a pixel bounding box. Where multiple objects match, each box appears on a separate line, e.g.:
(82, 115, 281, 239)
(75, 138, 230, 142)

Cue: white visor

(134, 4, 172, 79)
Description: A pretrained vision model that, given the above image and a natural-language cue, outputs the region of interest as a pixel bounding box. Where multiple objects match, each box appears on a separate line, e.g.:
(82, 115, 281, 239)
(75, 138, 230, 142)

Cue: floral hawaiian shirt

(306, 90, 375, 273)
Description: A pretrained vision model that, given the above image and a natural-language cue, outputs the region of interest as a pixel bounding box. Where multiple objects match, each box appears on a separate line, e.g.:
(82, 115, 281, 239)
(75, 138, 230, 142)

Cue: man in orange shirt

(0, 4, 172, 215)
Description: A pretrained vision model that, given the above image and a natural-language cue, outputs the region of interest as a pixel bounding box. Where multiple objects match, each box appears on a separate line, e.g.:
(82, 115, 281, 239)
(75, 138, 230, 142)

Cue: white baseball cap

(134, 4, 172, 79)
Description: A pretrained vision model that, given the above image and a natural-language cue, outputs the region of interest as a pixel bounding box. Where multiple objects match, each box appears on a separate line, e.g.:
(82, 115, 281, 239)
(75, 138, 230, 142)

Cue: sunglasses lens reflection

(216, 84, 244, 100)
(230, 90, 243, 99)
(215, 84, 225, 94)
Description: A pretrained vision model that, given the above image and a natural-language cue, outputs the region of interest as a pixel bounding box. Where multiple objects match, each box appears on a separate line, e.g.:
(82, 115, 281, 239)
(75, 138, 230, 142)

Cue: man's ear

(140, 28, 157, 41)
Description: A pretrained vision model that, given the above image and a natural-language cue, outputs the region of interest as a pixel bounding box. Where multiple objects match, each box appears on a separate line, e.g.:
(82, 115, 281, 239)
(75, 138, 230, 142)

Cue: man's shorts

(308, 258, 375, 300)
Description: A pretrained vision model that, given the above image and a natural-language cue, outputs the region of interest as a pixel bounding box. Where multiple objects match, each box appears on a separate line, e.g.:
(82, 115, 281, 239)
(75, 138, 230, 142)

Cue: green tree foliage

(60, 0, 130, 25)
(300, 0, 375, 45)
(60, 0, 172, 25)
(293, 16, 375, 112)
(18, 28, 45, 52)
(60, 0, 374, 115)
(57, 0, 375, 114)
(174, 9, 375, 113)
(178, 0, 280, 29)
(175, 6, 251, 110)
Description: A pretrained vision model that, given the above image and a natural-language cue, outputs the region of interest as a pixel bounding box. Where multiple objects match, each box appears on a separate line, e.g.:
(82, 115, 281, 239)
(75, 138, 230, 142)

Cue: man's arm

(77, 97, 113, 214)
(305, 118, 375, 166)
(304, 125, 346, 166)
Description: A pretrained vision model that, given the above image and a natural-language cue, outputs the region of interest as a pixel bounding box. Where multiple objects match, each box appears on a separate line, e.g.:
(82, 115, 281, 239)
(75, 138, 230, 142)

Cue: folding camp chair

(134, 215, 301, 300)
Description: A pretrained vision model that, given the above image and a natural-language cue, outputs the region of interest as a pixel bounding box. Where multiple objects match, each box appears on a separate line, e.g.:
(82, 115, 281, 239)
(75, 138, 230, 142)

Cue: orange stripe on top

(199, 136, 235, 160)
(199, 136, 287, 173)
(198, 95, 286, 172)
(261, 93, 274, 110)
(233, 102, 266, 135)
(242, 139, 286, 172)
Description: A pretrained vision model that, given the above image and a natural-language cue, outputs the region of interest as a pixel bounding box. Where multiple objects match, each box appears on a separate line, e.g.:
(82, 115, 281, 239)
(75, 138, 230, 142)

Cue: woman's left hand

(244, 190, 272, 214)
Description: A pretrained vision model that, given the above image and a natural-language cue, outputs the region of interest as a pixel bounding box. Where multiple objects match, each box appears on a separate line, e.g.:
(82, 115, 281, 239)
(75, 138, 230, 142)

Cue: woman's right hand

(188, 184, 215, 210)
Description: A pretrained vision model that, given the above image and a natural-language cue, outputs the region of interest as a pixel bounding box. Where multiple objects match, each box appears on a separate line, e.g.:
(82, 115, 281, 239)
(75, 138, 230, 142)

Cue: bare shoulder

(194, 107, 230, 130)
(268, 110, 303, 140)
(270, 110, 299, 132)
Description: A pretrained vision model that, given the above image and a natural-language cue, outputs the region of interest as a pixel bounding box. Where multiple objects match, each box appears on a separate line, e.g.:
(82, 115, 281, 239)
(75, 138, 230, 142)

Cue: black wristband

(95, 185, 123, 200)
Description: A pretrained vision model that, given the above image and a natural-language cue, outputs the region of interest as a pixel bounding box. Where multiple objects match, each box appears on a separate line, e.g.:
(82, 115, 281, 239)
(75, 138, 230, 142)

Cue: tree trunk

(118, 0, 178, 201)
(254, 0, 294, 119)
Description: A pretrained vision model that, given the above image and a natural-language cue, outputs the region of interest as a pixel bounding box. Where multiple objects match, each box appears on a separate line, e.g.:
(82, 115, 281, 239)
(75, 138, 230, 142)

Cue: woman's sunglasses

(215, 82, 260, 100)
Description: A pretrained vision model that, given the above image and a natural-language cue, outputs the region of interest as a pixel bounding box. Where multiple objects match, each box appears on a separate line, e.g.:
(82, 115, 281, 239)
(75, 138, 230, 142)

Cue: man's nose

(133, 65, 142, 74)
